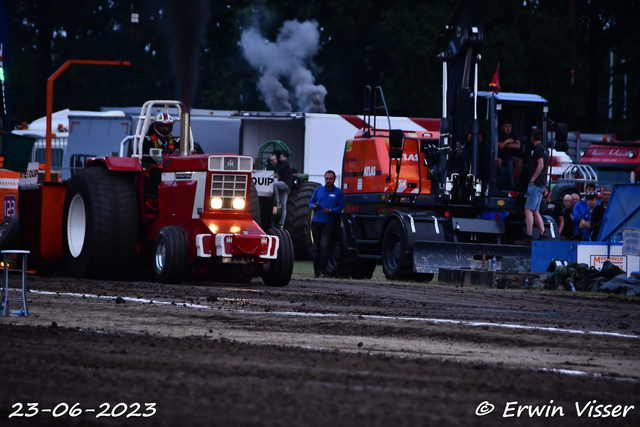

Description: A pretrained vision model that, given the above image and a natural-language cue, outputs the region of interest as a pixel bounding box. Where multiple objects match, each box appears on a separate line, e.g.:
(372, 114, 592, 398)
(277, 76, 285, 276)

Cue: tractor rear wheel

(285, 181, 320, 260)
(63, 166, 138, 279)
(261, 228, 294, 287)
(154, 226, 189, 284)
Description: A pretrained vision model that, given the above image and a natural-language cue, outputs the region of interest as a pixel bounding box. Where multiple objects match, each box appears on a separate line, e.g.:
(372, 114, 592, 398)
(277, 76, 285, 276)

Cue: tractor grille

(210, 174, 247, 209)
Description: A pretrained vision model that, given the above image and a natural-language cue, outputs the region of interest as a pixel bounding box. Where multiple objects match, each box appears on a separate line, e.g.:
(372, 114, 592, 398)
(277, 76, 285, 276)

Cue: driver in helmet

(143, 113, 181, 159)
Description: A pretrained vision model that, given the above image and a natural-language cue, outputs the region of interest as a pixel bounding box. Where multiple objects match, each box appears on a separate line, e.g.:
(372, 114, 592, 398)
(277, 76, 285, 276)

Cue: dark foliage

(5, 0, 639, 135)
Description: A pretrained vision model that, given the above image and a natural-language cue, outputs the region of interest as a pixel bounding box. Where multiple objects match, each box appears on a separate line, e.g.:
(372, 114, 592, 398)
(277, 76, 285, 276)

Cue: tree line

(4, 0, 639, 136)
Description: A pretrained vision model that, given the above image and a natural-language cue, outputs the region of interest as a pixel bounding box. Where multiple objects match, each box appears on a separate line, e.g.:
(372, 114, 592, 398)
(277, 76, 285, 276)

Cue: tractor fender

(87, 156, 143, 173)
(336, 213, 357, 251)
(541, 215, 560, 240)
(380, 211, 446, 254)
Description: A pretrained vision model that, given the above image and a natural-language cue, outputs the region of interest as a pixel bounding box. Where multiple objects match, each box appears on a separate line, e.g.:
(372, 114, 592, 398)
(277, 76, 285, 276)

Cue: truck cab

(578, 138, 640, 189)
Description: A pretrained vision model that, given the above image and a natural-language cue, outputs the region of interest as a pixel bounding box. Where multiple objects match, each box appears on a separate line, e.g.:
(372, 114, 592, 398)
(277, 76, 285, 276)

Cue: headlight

(210, 197, 223, 209)
(233, 198, 245, 210)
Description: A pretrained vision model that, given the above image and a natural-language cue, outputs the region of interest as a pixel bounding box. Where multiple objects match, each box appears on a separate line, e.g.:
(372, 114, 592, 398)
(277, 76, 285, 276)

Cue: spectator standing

(589, 189, 609, 241)
(309, 171, 344, 278)
(560, 194, 574, 240)
(578, 192, 598, 240)
(273, 150, 293, 229)
(600, 187, 611, 209)
(573, 182, 598, 236)
(570, 193, 580, 209)
(515, 129, 547, 245)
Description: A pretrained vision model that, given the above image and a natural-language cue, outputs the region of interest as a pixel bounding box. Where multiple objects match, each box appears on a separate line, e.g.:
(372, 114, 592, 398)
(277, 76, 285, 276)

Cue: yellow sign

(346, 140, 353, 152)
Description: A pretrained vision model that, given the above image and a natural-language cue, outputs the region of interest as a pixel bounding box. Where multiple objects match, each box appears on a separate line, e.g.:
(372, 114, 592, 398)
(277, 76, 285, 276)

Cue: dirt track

(2, 274, 639, 426)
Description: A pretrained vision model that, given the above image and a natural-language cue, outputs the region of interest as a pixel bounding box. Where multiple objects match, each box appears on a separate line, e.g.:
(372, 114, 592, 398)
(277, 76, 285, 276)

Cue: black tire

(285, 181, 321, 260)
(248, 182, 261, 226)
(154, 226, 189, 284)
(0, 215, 19, 251)
(261, 228, 294, 287)
(326, 219, 377, 279)
(63, 166, 138, 279)
(381, 219, 413, 280)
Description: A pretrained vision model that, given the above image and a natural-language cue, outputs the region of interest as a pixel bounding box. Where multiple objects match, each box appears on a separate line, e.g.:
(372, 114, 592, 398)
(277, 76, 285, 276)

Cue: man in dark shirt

(515, 129, 548, 245)
(273, 150, 293, 229)
(589, 196, 606, 241)
(560, 194, 575, 240)
(497, 119, 523, 187)
(573, 181, 598, 236)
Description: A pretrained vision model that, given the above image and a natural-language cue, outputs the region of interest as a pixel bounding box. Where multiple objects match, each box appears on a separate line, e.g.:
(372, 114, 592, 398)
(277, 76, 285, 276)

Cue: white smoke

(241, 20, 327, 113)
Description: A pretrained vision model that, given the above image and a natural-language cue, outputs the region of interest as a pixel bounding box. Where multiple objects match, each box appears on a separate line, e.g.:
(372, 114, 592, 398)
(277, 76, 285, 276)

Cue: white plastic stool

(1, 250, 30, 316)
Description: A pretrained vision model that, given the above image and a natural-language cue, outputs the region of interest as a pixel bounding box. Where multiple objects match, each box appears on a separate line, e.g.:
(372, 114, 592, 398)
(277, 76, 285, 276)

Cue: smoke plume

(241, 20, 327, 113)
(164, 0, 211, 110)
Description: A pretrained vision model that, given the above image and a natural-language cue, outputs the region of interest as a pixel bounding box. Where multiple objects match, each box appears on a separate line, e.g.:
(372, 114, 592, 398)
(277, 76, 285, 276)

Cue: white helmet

(154, 113, 174, 137)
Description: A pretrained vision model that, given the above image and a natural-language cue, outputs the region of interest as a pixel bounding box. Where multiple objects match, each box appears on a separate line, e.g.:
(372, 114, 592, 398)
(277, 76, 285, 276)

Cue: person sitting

(142, 113, 181, 199)
(142, 113, 181, 164)
(497, 119, 523, 188)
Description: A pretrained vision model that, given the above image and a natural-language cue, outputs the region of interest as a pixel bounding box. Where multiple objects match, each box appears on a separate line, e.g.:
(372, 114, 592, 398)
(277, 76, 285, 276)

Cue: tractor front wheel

(154, 226, 189, 284)
(261, 228, 294, 287)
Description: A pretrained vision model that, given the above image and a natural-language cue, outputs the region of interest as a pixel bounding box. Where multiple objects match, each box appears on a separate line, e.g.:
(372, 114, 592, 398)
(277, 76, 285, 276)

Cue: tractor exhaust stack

(180, 110, 191, 156)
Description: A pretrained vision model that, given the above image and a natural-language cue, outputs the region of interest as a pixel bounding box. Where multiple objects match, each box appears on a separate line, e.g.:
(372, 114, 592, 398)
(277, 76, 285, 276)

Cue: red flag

(489, 62, 501, 93)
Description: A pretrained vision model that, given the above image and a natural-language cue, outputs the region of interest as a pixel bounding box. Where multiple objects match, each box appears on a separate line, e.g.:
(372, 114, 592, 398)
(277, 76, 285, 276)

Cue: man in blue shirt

(309, 170, 344, 278)
(573, 182, 598, 237)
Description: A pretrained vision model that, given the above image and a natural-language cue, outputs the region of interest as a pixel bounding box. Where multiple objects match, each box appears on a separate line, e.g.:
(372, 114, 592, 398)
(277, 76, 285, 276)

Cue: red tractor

(61, 101, 293, 285)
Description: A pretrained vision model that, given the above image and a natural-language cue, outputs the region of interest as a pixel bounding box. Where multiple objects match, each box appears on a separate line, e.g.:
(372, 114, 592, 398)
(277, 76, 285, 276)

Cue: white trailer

(13, 108, 440, 186)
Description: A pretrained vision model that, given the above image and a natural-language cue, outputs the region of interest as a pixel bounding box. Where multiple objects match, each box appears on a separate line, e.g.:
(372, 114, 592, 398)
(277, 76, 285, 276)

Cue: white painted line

(539, 368, 595, 377)
(231, 310, 640, 340)
(28, 290, 639, 340)
(29, 290, 210, 309)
